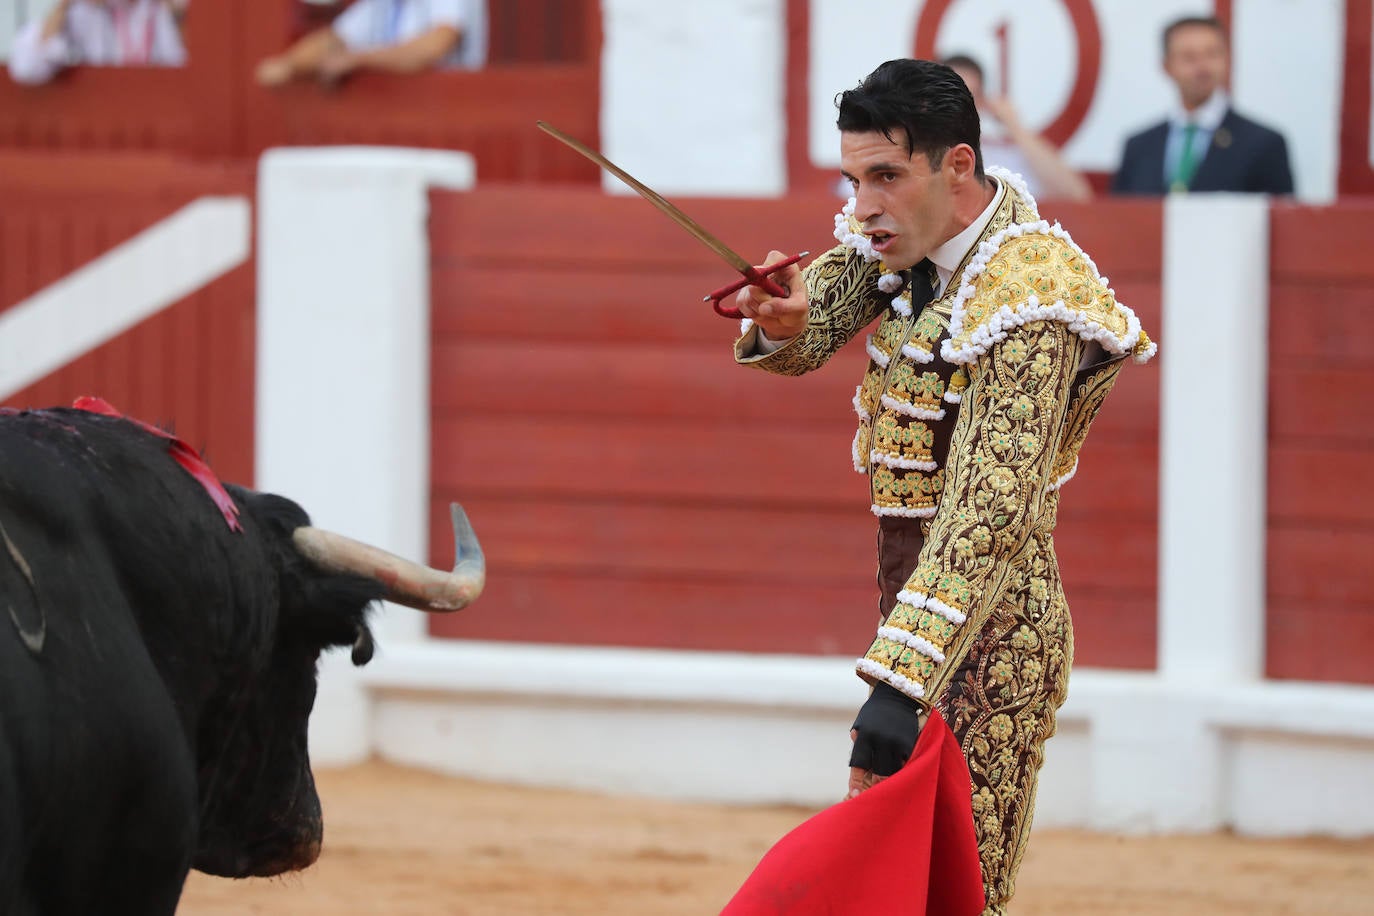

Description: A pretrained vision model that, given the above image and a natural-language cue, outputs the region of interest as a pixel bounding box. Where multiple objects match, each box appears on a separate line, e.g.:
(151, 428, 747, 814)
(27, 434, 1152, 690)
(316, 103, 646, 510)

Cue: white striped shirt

(8, 0, 186, 86)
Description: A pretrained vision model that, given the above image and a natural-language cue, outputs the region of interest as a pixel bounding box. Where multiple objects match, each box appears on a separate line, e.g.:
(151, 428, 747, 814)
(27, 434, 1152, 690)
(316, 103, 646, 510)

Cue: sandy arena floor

(179, 761, 1374, 915)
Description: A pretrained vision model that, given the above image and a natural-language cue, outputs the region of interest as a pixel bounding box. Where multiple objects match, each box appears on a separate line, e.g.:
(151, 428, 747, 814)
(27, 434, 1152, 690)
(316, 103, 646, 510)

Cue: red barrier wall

(425, 188, 1163, 669)
(0, 153, 257, 486)
(0, 0, 601, 184)
(1266, 204, 1374, 684)
(3, 157, 1369, 684)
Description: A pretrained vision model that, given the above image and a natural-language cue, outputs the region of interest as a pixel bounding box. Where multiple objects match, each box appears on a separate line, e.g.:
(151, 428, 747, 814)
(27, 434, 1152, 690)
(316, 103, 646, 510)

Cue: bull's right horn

(292, 503, 485, 613)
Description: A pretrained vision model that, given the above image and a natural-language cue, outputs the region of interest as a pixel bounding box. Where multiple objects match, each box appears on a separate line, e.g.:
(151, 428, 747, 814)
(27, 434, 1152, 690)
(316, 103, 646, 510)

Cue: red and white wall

(605, 0, 1364, 201)
(3, 152, 1372, 837)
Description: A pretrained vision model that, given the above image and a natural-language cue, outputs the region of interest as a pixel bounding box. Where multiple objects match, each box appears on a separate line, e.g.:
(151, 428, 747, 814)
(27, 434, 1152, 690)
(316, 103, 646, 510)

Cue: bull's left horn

(292, 503, 485, 612)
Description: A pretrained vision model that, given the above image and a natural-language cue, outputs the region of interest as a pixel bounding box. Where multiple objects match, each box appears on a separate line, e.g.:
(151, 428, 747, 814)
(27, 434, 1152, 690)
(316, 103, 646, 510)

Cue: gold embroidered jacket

(734, 171, 1156, 705)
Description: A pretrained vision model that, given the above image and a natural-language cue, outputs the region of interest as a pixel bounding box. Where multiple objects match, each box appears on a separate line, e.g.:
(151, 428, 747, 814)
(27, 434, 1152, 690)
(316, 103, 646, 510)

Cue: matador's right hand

(735, 250, 807, 342)
(847, 681, 924, 798)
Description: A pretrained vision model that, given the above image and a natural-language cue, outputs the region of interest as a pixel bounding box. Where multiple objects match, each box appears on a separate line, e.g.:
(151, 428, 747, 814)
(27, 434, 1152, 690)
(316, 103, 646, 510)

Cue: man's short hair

(941, 53, 984, 84)
(1162, 15, 1227, 56)
(836, 58, 983, 177)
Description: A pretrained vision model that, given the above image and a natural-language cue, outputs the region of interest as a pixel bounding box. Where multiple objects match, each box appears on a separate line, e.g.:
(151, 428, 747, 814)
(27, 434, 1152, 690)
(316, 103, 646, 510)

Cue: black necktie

(909, 258, 937, 311)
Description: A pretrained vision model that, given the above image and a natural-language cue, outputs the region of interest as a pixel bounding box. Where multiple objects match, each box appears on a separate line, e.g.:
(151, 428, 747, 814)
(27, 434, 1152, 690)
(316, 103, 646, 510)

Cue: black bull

(0, 407, 484, 914)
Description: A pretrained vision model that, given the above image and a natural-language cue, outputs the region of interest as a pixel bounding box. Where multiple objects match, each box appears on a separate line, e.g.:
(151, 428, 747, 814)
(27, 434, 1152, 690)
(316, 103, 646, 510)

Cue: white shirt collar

(929, 177, 1005, 295)
(1171, 89, 1229, 131)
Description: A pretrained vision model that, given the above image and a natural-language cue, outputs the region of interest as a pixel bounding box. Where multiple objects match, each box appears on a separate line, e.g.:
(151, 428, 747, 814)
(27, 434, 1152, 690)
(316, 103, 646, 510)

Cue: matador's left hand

(847, 682, 924, 799)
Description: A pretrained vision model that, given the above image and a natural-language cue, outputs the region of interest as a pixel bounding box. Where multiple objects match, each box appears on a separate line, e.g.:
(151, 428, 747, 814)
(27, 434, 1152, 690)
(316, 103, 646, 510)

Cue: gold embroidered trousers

(878, 503, 1072, 916)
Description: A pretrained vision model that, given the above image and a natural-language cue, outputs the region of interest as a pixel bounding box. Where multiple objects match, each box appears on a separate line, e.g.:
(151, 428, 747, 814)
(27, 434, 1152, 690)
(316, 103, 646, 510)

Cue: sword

(536, 121, 808, 319)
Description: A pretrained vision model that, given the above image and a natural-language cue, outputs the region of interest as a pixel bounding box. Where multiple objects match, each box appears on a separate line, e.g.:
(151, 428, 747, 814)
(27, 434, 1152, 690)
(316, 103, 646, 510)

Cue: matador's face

(840, 129, 960, 272)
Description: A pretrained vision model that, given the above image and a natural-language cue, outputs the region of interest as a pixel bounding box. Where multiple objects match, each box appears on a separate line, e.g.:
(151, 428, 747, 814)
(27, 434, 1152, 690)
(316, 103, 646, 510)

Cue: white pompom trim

(899, 341, 935, 363)
(869, 450, 938, 471)
(878, 272, 904, 293)
(891, 290, 914, 318)
(942, 389, 963, 405)
(871, 504, 938, 518)
(855, 658, 927, 700)
(896, 589, 929, 609)
(895, 589, 966, 624)
(879, 393, 945, 421)
(864, 335, 891, 369)
(852, 385, 872, 421)
(926, 596, 968, 626)
(851, 427, 868, 473)
(987, 165, 1038, 211)
(1046, 457, 1079, 492)
(876, 626, 946, 663)
(833, 197, 881, 262)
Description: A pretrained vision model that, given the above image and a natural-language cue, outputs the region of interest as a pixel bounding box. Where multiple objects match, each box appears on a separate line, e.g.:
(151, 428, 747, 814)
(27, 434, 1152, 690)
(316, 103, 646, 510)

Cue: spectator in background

(943, 53, 1092, 202)
(1112, 15, 1293, 195)
(8, 0, 187, 86)
(256, 0, 487, 89)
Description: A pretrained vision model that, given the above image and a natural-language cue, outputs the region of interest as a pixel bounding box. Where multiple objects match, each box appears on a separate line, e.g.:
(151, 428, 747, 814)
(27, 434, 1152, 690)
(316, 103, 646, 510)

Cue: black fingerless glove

(848, 681, 924, 777)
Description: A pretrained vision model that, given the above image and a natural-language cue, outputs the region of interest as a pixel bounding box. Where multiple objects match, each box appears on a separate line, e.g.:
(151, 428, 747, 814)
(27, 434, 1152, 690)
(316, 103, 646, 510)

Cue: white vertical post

(1158, 195, 1270, 683)
(256, 147, 475, 764)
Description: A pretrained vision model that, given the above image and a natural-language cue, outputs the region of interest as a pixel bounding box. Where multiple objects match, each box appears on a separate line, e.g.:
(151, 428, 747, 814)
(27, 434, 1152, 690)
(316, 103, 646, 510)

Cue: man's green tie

(1172, 123, 1199, 192)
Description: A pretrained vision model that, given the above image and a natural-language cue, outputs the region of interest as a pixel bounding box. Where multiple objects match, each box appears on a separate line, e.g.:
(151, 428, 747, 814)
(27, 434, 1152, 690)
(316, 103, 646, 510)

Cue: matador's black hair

(836, 58, 984, 178)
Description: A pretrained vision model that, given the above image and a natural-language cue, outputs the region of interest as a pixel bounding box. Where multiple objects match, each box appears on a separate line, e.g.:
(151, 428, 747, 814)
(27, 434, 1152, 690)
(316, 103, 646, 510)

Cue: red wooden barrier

(1267, 203, 1374, 684)
(4, 151, 1367, 683)
(0, 153, 257, 487)
(0, 0, 601, 183)
(426, 187, 1163, 668)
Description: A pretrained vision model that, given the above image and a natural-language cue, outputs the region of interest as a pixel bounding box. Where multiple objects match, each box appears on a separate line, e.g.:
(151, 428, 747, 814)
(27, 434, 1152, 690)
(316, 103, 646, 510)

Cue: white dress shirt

(926, 177, 1005, 297)
(332, 0, 488, 70)
(8, 0, 186, 86)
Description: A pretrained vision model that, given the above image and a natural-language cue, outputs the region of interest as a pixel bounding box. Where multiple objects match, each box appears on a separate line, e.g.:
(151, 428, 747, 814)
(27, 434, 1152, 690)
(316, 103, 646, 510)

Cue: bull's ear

(279, 565, 384, 659)
(228, 487, 311, 537)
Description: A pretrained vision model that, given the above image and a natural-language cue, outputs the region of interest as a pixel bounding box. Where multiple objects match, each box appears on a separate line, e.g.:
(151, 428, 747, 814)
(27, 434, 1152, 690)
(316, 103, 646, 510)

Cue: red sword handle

(707, 251, 810, 319)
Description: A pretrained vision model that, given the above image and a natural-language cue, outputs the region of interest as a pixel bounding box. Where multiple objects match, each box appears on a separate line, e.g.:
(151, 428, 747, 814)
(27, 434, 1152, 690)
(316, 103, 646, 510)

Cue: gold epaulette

(941, 221, 1157, 365)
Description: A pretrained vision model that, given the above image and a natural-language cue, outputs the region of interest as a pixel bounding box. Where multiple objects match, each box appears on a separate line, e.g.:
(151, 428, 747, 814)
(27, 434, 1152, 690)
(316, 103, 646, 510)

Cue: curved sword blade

(536, 120, 753, 274)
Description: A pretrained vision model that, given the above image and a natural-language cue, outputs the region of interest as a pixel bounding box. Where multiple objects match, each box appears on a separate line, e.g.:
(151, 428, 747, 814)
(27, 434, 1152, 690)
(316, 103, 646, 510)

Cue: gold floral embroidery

(884, 363, 947, 417)
(948, 233, 1137, 363)
(870, 312, 908, 363)
(872, 413, 935, 466)
(870, 466, 945, 514)
(1050, 360, 1126, 486)
(856, 365, 885, 418)
(735, 245, 888, 376)
(851, 418, 871, 470)
(937, 541, 1074, 913)
(905, 309, 945, 360)
(864, 322, 1089, 914)
(864, 322, 1084, 698)
(870, 466, 903, 510)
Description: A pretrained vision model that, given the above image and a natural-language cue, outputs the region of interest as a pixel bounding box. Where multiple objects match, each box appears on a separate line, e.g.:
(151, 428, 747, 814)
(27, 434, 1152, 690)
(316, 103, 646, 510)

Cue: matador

(732, 59, 1155, 914)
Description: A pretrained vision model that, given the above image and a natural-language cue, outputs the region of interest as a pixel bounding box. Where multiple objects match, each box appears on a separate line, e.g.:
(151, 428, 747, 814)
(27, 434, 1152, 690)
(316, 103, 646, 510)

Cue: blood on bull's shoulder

(0, 404, 484, 914)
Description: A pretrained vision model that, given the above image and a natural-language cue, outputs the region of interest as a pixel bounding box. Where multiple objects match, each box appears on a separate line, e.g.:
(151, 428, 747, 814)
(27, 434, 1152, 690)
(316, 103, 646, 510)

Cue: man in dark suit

(1112, 15, 1293, 195)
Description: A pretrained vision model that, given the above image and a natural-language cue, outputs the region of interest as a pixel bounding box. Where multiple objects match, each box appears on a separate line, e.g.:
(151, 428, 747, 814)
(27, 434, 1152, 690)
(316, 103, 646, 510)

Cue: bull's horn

(292, 503, 485, 613)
